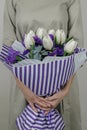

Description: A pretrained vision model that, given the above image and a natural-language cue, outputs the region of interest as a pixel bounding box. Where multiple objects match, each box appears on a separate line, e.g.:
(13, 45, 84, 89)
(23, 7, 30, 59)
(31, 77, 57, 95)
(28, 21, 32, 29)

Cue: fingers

(46, 93, 58, 101)
(29, 102, 38, 113)
(35, 98, 51, 110)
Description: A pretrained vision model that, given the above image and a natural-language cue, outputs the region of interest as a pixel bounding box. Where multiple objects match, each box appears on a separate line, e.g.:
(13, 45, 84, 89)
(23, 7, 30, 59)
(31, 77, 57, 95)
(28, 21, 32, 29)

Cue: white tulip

(48, 29, 55, 37)
(43, 35, 53, 50)
(64, 39, 78, 53)
(28, 30, 35, 37)
(24, 34, 35, 49)
(55, 29, 66, 44)
(36, 28, 47, 39)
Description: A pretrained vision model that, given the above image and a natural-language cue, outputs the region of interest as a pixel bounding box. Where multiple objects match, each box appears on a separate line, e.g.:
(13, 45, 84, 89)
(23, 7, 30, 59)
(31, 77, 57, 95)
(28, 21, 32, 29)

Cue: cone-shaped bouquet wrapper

(0, 41, 87, 130)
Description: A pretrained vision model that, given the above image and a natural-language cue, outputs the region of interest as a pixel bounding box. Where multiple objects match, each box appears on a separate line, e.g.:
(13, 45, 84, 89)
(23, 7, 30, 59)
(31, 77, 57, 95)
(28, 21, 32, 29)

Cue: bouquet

(0, 28, 87, 130)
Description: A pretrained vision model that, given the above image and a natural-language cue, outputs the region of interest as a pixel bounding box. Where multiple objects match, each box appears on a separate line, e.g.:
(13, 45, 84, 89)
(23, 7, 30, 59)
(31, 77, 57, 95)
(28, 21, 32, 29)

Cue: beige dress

(3, 0, 84, 130)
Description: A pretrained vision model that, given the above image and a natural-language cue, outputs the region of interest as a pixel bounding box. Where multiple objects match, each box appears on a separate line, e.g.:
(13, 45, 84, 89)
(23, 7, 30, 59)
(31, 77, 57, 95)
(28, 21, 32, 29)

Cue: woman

(3, 0, 83, 130)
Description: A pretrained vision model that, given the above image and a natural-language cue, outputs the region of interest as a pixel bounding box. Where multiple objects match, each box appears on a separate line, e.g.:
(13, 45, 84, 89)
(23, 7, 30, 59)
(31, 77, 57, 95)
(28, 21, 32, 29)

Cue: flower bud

(43, 35, 53, 50)
(64, 39, 78, 53)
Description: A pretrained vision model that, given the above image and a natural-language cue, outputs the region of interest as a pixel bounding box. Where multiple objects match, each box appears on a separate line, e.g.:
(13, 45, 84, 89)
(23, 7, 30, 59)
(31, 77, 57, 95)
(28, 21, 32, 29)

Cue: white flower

(24, 34, 35, 49)
(64, 39, 78, 53)
(36, 28, 47, 39)
(55, 29, 66, 44)
(43, 35, 53, 50)
(48, 29, 55, 37)
(28, 30, 35, 37)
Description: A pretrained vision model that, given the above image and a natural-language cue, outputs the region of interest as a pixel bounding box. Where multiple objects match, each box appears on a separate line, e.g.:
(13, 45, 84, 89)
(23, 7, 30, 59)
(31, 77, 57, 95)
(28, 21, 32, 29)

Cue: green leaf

(34, 53, 41, 60)
(35, 46, 42, 53)
(41, 51, 48, 56)
(16, 56, 22, 62)
(66, 37, 73, 43)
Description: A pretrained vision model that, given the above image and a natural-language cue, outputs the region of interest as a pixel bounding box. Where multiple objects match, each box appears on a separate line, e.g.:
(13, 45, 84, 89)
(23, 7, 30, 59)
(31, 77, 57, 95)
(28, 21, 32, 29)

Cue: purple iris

(56, 46, 64, 56)
(6, 47, 20, 63)
(33, 35, 43, 46)
(23, 49, 30, 56)
(21, 35, 26, 47)
(74, 47, 79, 53)
(49, 34, 54, 42)
(48, 49, 58, 56)
(48, 46, 64, 56)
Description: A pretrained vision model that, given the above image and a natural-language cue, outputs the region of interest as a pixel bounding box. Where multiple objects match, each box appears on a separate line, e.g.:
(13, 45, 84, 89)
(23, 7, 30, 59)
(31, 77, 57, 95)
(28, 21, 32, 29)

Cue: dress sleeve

(68, 0, 84, 47)
(2, 0, 17, 46)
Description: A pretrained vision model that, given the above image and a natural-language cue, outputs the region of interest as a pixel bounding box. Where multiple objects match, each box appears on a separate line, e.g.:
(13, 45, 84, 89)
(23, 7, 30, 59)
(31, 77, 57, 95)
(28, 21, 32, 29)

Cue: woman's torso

(14, 0, 70, 41)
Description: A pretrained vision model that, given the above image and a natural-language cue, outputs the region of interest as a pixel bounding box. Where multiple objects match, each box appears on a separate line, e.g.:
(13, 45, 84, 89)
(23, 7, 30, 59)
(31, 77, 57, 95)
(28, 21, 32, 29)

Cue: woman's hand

(45, 74, 75, 114)
(15, 77, 51, 113)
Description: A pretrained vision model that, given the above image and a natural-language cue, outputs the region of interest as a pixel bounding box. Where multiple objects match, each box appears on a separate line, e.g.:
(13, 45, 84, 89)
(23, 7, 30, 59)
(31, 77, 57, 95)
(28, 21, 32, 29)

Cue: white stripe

(22, 66, 25, 84)
(17, 67, 20, 80)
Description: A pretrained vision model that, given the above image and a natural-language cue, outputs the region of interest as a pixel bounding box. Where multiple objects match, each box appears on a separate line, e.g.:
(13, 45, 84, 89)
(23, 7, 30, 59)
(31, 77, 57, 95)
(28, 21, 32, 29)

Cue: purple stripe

(44, 63, 49, 94)
(22, 111, 58, 127)
(27, 106, 38, 116)
(56, 117, 64, 130)
(24, 66, 27, 85)
(18, 117, 24, 130)
(40, 64, 45, 95)
(70, 55, 74, 76)
(15, 67, 18, 77)
(49, 62, 53, 95)
(2, 48, 8, 53)
(61, 60, 67, 87)
(63, 58, 69, 85)
(20, 67, 22, 81)
(52, 61, 57, 93)
(60, 59, 66, 87)
(3, 44, 9, 49)
(28, 66, 31, 89)
(19, 116, 29, 130)
(57, 60, 62, 90)
(68, 55, 73, 79)
(36, 64, 40, 94)
(16, 107, 64, 130)
(0, 56, 5, 61)
(0, 52, 7, 58)
(32, 65, 36, 92)
(64, 57, 72, 82)
(86, 51, 87, 56)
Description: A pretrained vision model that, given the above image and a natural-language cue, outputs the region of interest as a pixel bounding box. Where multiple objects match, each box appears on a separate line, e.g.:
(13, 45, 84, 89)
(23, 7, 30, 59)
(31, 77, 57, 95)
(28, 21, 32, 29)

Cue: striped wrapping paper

(0, 42, 87, 130)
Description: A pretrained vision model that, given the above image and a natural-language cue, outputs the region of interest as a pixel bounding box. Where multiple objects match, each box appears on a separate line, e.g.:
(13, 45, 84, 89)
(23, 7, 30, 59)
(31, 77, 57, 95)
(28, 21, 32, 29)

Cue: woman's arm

(45, 0, 84, 113)
(15, 77, 51, 112)
(3, 0, 50, 112)
(3, 0, 17, 46)
(45, 74, 75, 114)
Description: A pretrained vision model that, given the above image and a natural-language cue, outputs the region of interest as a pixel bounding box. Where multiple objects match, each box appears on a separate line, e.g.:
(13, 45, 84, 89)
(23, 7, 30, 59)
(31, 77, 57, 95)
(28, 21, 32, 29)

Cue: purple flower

(49, 34, 54, 42)
(22, 35, 26, 47)
(56, 46, 64, 56)
(48, 49, 57, 56)
(33, 36, 43, 46)
(23, 49, 30, 56)
(48, 46, 64, 56)
(6, 47, 20, 63)
(74, 47, 79, 53)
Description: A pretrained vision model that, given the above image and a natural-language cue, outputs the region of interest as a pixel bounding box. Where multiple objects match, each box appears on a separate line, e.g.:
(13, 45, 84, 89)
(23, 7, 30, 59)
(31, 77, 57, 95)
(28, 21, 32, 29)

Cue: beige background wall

(0, 0, 87, 130)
